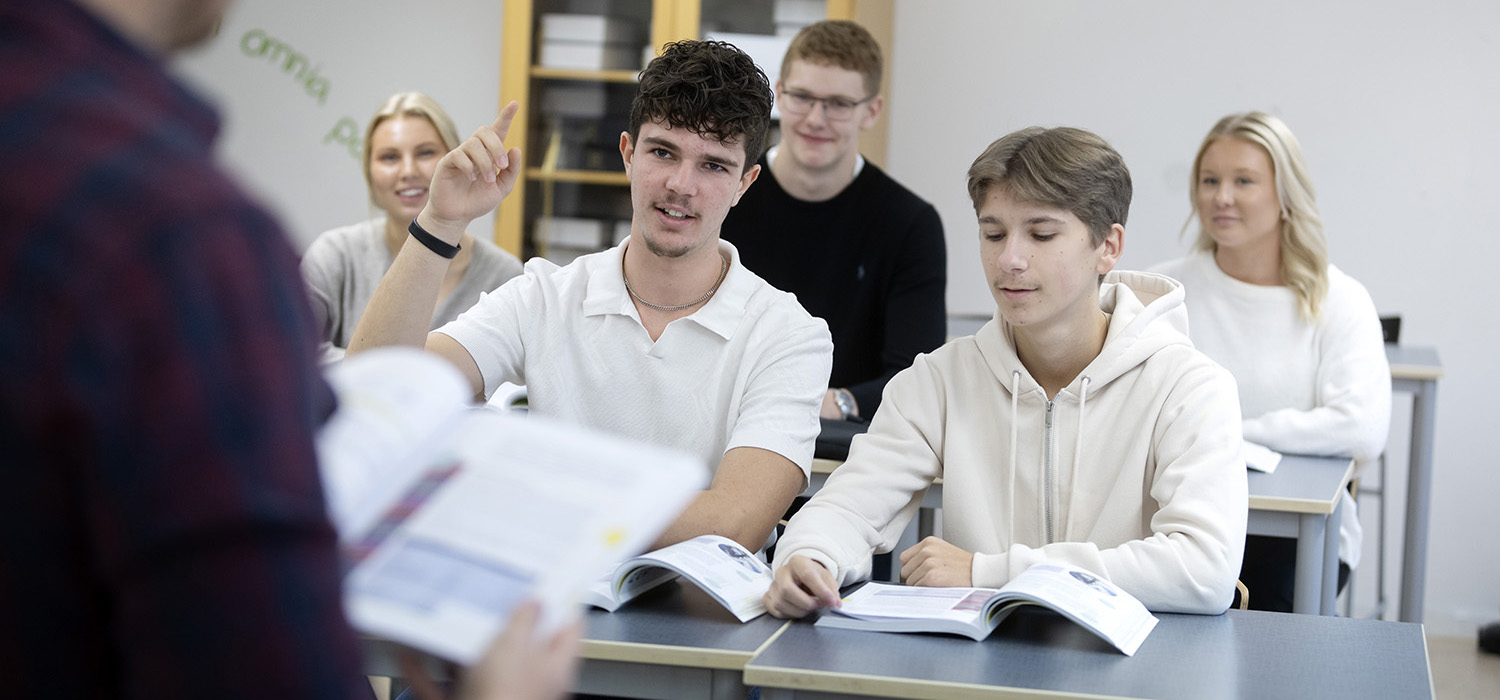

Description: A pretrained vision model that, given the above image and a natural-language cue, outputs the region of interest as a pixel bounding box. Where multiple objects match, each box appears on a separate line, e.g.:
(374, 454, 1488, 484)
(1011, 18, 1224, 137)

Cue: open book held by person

(315, 348, 705, 664)
(817, 562, 1158, 655)
(586, 534, 773, 621)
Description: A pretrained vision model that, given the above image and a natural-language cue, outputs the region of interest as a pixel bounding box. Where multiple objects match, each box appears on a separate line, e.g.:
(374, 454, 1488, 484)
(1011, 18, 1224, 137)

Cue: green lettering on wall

(240, 28, 267, 55)
(324, 117, 362, 160)
(239, 29, 333, 109)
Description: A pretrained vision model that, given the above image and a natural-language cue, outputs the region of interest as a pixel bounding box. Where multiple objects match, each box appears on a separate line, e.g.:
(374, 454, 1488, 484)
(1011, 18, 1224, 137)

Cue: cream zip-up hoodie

(775, 271, 1247, 614)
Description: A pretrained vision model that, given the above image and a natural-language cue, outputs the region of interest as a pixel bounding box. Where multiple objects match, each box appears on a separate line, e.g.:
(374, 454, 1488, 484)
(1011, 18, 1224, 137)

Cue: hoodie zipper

(1044, 399, 1055, 545)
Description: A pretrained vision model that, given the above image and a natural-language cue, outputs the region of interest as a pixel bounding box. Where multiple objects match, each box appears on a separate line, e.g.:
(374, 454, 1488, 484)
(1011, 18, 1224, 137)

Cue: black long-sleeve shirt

(722, 156, 947, 417)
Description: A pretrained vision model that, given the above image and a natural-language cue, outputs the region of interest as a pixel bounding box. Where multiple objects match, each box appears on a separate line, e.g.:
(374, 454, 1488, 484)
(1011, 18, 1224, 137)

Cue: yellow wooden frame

(493, 0, 880, 255)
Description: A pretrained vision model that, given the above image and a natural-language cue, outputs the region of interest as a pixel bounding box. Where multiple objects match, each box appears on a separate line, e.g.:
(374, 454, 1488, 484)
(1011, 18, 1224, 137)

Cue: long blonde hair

(1187, 111, 1328, 320)
(360, 92, 461, 198)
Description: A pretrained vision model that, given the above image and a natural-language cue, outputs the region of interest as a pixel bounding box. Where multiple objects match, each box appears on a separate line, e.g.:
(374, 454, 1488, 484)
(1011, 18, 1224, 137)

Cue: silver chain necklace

(623, 255, 728, 311)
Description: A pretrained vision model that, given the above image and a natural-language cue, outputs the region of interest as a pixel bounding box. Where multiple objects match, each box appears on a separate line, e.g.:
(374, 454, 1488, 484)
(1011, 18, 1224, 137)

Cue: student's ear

(619, 132, 635, 179)
(731, 163, 761, 207)
(859, 94, 885, 131)
(1096, 223, 1125, 276)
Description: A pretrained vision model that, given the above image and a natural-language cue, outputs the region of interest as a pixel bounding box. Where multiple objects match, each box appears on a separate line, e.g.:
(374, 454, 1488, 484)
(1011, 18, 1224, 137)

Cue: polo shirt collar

(581, 238, 750, 341)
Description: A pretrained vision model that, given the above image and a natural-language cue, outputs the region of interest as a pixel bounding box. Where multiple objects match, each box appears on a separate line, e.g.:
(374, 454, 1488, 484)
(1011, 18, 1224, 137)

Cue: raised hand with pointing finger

(416, 101, 523, 245)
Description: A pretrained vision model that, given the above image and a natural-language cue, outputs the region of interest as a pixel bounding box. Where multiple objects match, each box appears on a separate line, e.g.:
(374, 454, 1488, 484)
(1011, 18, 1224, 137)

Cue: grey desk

(807, 455, 1353, 615)
(573, 581, 786, 700)
(745, 608, 1433, 700)
(1386, 344, 1441, 623)
(1247, 454, 1354, 615)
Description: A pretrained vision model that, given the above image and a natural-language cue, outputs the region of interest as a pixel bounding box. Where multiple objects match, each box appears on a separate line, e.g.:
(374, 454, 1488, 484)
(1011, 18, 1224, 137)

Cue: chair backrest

(1380, 315, 1402, 344)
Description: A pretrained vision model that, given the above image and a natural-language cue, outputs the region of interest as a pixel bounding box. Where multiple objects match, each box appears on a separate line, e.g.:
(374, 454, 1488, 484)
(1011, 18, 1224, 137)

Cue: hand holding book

(317, 348, 707, 664)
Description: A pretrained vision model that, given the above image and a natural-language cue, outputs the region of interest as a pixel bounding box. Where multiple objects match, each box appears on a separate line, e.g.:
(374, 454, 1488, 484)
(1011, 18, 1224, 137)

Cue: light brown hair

(781, 20, 882, 97)
(967, 126, 1132, 248)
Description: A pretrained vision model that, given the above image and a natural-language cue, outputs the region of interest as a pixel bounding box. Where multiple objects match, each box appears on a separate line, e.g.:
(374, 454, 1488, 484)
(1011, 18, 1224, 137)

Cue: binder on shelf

(537, 13, 646, 71)
(540, 84, 608, 119)
(539, 43, 641, 71)
(539, 14, 644, 44)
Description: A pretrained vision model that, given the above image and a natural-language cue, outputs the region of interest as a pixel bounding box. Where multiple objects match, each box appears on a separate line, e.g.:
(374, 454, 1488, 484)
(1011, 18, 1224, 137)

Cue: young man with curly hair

(351, 40, 833, 554)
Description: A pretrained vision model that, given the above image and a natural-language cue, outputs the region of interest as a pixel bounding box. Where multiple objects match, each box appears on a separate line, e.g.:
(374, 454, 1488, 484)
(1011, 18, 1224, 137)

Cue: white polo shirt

(437, 238, 832, 479)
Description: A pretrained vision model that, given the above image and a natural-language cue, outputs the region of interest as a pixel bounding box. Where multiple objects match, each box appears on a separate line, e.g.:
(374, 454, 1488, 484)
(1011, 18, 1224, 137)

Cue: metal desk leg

(1400, 378, 1437, 623)
(710, 669, 745, 700)
(1322, 496, 1343, 615)
(1294, 512, 1327, 614)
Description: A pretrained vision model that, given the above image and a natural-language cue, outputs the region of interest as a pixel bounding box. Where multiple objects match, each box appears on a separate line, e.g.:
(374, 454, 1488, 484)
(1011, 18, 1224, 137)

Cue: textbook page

(820, 584, 1000, 639)
(584, 535, 772, 620)
(994, 563, 1158, 656)
(582, 564, 679, 613)
(615, 535, 772, 621)
(320, 349, 707, 665)
(820, 563, 1158, 655)
(316, 346, 470, 529)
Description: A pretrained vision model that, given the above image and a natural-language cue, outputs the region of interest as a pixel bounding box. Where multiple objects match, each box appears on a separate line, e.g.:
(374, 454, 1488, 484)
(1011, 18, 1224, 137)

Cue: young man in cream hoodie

(765, 127, 1249, 617)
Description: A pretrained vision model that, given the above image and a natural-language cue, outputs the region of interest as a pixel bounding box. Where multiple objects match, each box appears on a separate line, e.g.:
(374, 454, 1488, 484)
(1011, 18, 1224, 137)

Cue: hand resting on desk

(900, 536, 974, 587)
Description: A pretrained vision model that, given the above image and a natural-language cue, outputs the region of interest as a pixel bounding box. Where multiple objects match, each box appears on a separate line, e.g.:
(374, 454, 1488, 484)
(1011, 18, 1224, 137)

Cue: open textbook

(816, 562, 1158, 656)
(316, 348, 706, 665)
(585, 534, 772, 621)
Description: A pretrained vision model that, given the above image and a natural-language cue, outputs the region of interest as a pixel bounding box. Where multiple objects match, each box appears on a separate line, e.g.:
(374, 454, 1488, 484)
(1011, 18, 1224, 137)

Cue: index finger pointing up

(493, 100, 519, 142)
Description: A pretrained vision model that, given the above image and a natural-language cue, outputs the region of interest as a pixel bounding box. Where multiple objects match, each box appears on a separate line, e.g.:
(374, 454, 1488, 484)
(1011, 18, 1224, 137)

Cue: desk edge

(582, 639, 752, 670)
(1390, 364, 1443, 381)
(743, 663, 1131, 700)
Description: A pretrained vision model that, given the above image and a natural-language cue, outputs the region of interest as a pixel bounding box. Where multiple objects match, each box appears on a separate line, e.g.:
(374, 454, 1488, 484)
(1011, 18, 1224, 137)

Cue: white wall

(885, 0, 1500, 636)
(171, 0, 505, 251)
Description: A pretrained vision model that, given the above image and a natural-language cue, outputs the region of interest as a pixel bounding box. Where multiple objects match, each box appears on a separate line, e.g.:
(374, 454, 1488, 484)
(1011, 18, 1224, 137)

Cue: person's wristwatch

(832, 388, 857, 421)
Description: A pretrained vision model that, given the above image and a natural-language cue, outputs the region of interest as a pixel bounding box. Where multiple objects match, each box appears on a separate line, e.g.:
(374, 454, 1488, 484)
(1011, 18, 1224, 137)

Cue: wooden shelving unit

(525, 168, 632, 186)
(494, 0, 888, 258)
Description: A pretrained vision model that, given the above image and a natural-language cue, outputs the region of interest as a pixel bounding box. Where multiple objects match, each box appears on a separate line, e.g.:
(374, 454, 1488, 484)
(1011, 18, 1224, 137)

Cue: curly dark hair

(628, 40, 773, 171)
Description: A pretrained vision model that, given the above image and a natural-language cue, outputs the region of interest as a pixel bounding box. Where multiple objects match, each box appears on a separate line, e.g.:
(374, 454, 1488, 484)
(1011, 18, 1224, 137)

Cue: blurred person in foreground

(0, 0, 577, 697)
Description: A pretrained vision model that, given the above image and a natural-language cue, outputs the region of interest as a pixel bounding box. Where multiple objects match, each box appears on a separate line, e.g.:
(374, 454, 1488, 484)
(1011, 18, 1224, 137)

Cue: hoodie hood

(977, 269, 1192, 398)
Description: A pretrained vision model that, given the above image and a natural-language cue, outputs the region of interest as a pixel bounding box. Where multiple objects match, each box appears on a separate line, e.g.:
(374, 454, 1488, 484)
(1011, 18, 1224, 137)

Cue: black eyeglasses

(779, 89, 874, 120)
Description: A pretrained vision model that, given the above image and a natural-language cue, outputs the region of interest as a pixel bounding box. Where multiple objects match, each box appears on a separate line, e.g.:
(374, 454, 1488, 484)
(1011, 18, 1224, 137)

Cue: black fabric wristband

(408, 219, 461, 259)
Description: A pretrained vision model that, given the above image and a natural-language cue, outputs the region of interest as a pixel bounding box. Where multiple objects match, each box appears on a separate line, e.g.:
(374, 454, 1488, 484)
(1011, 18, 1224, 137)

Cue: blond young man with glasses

(721, 20, 946, 425)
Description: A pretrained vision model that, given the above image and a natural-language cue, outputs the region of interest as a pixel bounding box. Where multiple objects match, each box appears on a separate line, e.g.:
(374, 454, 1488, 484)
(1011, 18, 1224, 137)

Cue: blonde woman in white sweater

(1153, 111, 1390, 612)
(765, 128, 1248, 617)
